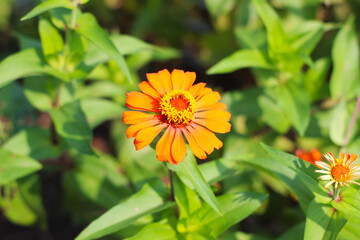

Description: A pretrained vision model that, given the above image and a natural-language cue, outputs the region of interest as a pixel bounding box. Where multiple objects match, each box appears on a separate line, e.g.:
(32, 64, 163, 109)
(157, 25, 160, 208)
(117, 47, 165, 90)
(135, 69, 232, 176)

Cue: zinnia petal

(126, 92, 160, 113)
(197, 102, 227, 112)
(170, 128, 187, 164)
(193, 118, 231, 133)
(171, 69, 185, 90)
(195, 110, 231, 121)
(184, 72, 196, 91)
(156, 126, 176, 162)
(196, 91, 221, 109)
(126, 119, 161, 138)
(189, 83, 206, 98)
(181, 127, 207, 159)
(139, 81, 160, 99)
(122, 111, 157, 124)
(134, 123, 167, 150)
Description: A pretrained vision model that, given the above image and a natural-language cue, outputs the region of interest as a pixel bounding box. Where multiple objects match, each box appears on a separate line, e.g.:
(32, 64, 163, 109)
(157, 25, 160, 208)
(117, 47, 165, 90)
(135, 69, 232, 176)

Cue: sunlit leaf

(75, 183, 173, 240)
(167, 148, 221, 214)
(331, 188, 360, 217)
(75, 13, 132, 84)
(21, 0, 74, 21)
(0, 148, 42, 185)
(126, 222, 178, 240)
(0, 48, 69, 88)
(330, 16, 360, 100)
(329, 99, 351, 146)
(50, 100, 94, 155)
(207, 49, 274, 74)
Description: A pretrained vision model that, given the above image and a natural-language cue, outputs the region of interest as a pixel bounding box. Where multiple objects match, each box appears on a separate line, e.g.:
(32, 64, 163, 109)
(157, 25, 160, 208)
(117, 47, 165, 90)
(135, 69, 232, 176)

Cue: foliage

(1, 0, 360, 239)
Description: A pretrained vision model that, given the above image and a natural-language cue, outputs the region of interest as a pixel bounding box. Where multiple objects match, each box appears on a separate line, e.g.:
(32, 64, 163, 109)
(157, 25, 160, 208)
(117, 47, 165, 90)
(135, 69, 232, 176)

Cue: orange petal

(196, 87, 213, 100)
(185, 124, 214, 155)
(158, 69, 172, 92)
(134, 123, 167, 150)
(196, 91, 221, 109)
(126, 119, 160, 138)
(170, 128, 187, 164)
(171, 69, 185, 90)
(139, 81, 160, 99)
(184, 71, 196, 91)
(156, 126, 176, 162)
(181, 127, 207, 159)
(126, 92, 160, 113)
(190, 83, 206, 98)
(122, 111, 157, 124)
(197, 102, 227, 112)
(146, 73, 166, 95)
(348, 153, 357, 165)
(195, 110, 231, 121)
(193, 118, 231, 133)
(191, 123, 223, 149)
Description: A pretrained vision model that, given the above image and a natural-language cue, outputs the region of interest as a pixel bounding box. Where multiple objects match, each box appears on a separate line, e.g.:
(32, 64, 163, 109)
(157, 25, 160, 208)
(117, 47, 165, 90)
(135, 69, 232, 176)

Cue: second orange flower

(123, 69, 231, 164)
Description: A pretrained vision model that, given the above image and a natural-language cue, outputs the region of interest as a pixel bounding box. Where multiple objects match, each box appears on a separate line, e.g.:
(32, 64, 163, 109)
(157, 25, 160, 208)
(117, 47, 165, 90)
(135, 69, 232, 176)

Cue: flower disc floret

(159, 89, 197, 126)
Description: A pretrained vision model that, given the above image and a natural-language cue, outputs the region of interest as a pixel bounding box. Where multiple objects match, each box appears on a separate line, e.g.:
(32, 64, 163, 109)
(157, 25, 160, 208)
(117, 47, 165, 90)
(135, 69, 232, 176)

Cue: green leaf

(39, 18, 64, 60)
(329, 99, 351, 146)
(75, 13, 132, 84)
(330, 16, 360, 100)
(0, 148, 42, 185)
(80, 98, 123, 129)
(64, 154, 132, 208)
(173, 173, 201, 220)
(75, 183, 173, 240)
(338, 215, 360, 240)
(23, 76, 53, 111)
(277, 82, 310, 136)
(260, 143, 330, 202)
(252, 0, 290, 54)
(18, 174, 47, 228)
(276, 221, 305, 240)
(50, 100, 94, 155)
(331, 188, 360, 217)
(0, 48, 68, 88)
(241, 157, 313, 212)
(189, 192, 268, 237)
(199, 157, 238, 185)
(207, 49, 274, 74)
(289, 21, 324, 55)
(167, 148, 221, 215)
(126, 222, 178, 240)
(21, 0, 75, 21)
(0, 183, 38, 226)
(304, 58, 330, 102)
(3, 127, 61, 160)
(304, 199, 346, 240)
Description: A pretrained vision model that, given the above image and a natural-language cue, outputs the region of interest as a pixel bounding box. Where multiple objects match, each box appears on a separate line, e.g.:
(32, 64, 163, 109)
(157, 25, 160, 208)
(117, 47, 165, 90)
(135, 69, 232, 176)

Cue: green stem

(169, 169, 175, 202)
(70, 0, 78, 29)
(333, 187, 341, 201)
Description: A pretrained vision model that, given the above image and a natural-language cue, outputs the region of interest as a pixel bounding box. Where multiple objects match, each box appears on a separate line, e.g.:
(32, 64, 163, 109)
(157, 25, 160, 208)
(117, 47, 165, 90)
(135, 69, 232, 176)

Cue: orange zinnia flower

(122, 69, 231, 164)
(315, 152, 360, 189)
(295, 148, 323, 166)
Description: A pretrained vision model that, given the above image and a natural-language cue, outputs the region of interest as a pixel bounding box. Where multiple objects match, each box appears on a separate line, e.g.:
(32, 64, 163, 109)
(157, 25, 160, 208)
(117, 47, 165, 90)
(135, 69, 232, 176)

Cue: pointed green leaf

(0, 48, 69, 88)
(0, 148, 42, 185)
(75, 183, 173, 240)
(75, 13, 132, 83)
(167, 148, 221, 214)
(173, 173, 201, 220)
(39, 18, 64, 58)
(329, 99, 352, 146)
(304, 199, 347, 240)
(21, 0, 75, 21)
(50, 100, 94, 155)
(331, 188, 360, 217)
(252, 0, 289, 53)
(126, 222, 178, 240)
(241, 157, 313, 212)
(207, 49, 274, 75)
(261, 143, 330, 202)
(277, 82, 310, 136)
(192, 192, 268, 237)
(330, 16, 360, 100)
(3, 127, 61, 160)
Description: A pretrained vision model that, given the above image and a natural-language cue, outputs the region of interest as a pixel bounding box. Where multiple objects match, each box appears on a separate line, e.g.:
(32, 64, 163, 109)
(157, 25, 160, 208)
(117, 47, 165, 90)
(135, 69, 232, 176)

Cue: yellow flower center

(159, 89, 197, 126)
(332, 164, 351, 181)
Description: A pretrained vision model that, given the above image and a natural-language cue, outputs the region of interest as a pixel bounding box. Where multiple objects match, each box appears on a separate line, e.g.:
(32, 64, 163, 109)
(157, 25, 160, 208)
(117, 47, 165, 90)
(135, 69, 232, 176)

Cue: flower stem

(334, 187, 341, 201)
(344, 96, 360, 145)
(169, 169, 175, 202)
